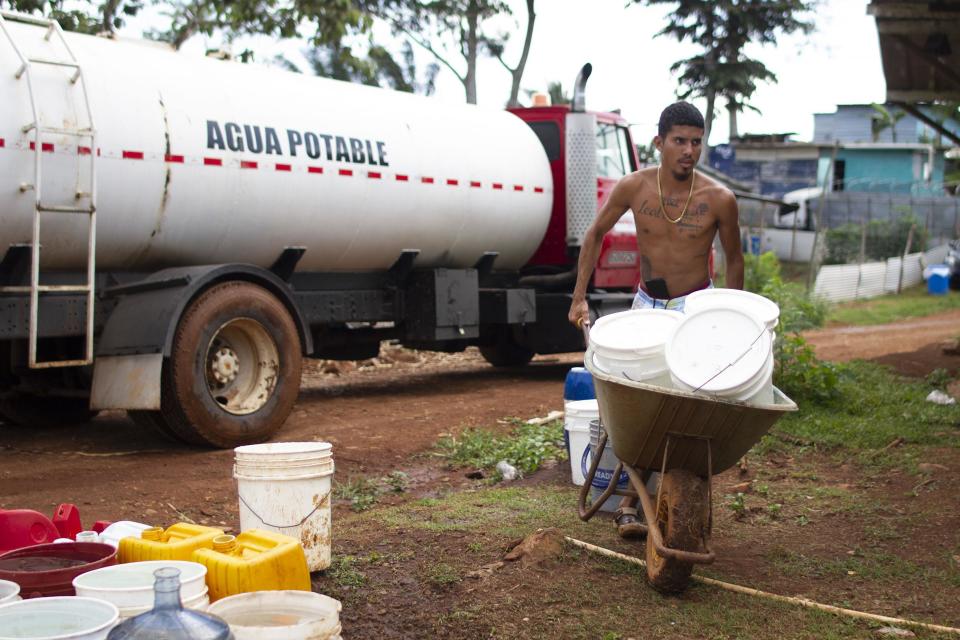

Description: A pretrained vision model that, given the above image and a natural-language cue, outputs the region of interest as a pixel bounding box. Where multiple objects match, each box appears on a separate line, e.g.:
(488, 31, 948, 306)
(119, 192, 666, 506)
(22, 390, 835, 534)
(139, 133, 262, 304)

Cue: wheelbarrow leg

(577, 431, 639, 522)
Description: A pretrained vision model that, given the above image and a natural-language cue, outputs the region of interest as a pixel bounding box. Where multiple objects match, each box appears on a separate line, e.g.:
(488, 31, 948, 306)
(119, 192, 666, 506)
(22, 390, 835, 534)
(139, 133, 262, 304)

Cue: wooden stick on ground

(564, 536, 960, 636)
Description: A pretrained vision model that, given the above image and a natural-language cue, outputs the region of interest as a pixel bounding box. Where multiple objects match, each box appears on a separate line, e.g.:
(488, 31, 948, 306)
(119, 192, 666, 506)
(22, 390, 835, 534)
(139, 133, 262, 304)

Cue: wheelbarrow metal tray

(585, 350, 798, 477)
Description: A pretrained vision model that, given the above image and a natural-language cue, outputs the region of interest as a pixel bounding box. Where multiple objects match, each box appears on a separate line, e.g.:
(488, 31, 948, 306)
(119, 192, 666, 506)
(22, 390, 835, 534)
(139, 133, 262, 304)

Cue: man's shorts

(630, 280, 713, 313)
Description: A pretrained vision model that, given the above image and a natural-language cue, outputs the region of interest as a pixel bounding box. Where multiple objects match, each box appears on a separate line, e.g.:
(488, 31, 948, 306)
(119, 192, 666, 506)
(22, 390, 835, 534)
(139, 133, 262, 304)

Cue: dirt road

(3, 310, 958, 525)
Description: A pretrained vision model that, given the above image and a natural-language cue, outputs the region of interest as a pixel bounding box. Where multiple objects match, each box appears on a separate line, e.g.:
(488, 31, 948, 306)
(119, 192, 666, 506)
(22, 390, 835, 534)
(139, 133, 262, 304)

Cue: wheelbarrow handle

(578, 317, 590, 347)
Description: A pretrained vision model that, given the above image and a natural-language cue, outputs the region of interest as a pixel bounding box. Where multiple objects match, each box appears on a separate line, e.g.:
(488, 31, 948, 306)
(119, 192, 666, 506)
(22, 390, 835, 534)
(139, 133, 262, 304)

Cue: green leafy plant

(436, 419, 566, 478)
(824, 214, 928, 265)
(744, 252, 836, 403)
(726, 492, 747, 518)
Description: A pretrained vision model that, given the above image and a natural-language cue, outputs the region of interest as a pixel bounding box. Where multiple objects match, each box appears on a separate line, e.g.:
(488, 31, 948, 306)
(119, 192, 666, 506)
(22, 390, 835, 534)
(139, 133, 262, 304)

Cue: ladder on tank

(0, 11, 97, 368)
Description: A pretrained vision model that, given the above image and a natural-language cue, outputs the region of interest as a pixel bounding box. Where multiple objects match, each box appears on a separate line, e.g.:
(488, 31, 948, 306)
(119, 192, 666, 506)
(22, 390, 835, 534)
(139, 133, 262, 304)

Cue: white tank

(0, 19, 553, 272)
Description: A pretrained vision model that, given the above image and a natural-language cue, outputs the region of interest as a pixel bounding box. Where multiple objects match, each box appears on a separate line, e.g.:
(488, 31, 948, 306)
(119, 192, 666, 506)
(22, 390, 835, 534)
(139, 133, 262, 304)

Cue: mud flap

(90, 354, 163, 410)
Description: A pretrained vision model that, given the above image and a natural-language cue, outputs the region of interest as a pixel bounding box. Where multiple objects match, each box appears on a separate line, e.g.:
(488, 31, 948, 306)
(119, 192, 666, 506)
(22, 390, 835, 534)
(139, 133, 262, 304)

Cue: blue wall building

(709, 104, 957, 197)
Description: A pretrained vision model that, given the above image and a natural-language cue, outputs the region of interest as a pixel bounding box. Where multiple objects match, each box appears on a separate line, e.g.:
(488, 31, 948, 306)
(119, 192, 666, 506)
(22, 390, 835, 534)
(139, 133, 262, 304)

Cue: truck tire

(479, 330, 534, 367)
(158, 281, 302, 448)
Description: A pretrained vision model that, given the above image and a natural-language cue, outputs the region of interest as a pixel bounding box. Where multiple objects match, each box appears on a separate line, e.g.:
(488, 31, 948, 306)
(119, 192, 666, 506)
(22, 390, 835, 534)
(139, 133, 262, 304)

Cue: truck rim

(205, 318, 280, 415)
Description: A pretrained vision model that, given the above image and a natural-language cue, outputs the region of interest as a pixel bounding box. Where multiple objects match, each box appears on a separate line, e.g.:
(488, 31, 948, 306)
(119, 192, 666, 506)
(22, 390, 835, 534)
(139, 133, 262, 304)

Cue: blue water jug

(107, 568, 233, 640)
(564, 367, 595, 401)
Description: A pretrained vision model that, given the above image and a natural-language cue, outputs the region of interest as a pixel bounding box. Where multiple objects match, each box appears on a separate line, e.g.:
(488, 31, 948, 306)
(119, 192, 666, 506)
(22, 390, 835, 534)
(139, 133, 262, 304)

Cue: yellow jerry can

(192, 530, 311, 602)
(118, 523, 224, 563)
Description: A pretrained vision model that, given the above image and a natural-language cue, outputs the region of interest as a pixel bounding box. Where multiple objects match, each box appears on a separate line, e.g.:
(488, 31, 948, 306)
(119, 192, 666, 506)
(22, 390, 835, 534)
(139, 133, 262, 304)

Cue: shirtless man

(567, 101, 744, 537)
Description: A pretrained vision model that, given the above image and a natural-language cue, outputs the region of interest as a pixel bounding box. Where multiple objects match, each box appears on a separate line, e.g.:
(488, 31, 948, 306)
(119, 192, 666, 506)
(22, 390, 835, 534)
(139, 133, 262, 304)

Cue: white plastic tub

(206, 590, 342, 640)
(0, 597, 119, 640)
(685, 288, 780, 330)
(589, 309, 682, 381)
(666, 308, 772, 399)
(73, 560, 207, 610)
(96, 521, 153, 549)
(116, 588, 209, 620)
(234, 443, 335, 572)
(564, 399, 598, 486)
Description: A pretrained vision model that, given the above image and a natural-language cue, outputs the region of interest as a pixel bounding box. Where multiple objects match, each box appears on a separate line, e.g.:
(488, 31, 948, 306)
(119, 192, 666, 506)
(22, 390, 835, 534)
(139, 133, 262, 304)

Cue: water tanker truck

(0, 11, 642, 447)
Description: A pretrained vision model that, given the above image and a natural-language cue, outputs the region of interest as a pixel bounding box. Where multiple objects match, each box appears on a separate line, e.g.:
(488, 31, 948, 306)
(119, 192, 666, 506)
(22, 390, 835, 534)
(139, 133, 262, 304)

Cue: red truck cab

(508, 105, 641, 291)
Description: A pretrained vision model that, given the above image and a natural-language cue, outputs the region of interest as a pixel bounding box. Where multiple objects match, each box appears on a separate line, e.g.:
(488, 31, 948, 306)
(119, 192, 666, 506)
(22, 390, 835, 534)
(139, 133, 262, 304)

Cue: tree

(2, 0, 143, 33)
(488, 0, 535, 107)
(292, 40, 439, 95)
(636, 0, 814, 151)
(870, 103, 905, 143)
(375, 0, 522, 105)
(146, 0, 384, 51)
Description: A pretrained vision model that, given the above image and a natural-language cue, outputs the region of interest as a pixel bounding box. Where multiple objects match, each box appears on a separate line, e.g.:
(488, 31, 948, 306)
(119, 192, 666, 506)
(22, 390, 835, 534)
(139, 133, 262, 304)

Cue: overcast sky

(122, 1, 886, 146)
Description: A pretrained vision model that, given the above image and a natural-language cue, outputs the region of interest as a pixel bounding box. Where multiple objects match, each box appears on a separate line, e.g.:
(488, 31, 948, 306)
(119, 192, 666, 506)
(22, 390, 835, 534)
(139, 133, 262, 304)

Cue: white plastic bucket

(73, 560, 207, 610)
(233, 442, 334, 572)
(587, 419, 629, 512)
(0, 597, 119, 640)
(116, 588, 209, 620)
(0, 580, 19, 606)
(564, 399, 598, 486)
(206, 590, 342, 640)
(685, 288, 780, 331)
(589, 309, 682, 381)
(666, 308, 773, 400)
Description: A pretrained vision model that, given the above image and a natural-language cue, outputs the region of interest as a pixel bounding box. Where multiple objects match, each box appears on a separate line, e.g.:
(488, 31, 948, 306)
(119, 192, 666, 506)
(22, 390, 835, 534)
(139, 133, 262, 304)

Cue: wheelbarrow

(578, 345, 798, 593)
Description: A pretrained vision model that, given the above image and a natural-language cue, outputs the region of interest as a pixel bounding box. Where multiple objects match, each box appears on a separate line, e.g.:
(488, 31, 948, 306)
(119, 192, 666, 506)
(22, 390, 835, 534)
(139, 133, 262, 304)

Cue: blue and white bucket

(586, 419, 630, 512)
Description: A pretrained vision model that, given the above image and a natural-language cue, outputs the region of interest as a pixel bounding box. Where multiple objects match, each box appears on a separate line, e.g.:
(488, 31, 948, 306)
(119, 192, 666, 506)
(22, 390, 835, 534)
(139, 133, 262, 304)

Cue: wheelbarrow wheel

(645, 468, 708, 594)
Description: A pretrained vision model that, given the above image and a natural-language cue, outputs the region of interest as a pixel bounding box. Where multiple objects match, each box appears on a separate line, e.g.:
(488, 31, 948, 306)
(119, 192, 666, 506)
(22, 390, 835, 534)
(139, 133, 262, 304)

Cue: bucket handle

(238, 491, 331, 530)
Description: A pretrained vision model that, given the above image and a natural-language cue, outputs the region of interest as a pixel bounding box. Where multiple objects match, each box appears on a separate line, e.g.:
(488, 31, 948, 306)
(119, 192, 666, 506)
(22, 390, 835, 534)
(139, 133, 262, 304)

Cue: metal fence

(811, 244, 950, 303)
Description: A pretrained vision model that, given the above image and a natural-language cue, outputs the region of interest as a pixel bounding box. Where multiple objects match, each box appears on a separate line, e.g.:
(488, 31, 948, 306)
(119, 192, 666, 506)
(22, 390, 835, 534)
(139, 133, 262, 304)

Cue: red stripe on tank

(276, 163, 292, 172)
(339, 168, 353, 176)
(204, 157, 222, 166)
(241, 160, 258, 169)
(308, 166, 324, 174)
(122, 150, 143, 159)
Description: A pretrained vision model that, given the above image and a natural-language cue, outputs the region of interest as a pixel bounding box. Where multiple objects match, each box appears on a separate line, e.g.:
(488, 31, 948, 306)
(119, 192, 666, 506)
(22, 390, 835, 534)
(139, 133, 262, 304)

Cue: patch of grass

(827, 285, 960, 326)
(334, 477, 380, 512)
(773, 361, 960, 455)
(767, 547, 958, 586)
(436, 418, 566, 477)
(334, 471, 413, 511)
(326, 555, 366, 588)
(425, 562, 460, 587)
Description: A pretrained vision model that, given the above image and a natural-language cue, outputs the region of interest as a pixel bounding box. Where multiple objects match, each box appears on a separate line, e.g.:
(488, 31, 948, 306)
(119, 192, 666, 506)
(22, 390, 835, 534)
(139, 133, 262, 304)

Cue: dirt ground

(2, 309, 959, 637)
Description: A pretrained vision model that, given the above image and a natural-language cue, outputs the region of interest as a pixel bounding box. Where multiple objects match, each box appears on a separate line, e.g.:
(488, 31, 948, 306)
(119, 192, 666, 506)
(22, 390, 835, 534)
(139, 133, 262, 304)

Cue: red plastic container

(0, 509, 59, 554)
(92, 520, 111, 534)
(52, 503, 82, 540)
(0, 541, 117, 598)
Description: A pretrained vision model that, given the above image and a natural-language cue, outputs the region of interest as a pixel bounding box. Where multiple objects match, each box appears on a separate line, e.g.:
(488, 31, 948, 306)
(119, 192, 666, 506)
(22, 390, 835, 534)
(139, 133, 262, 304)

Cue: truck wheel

(479, 330, 534, 367)
(645, 469, 708, 594)
(0, 394, 98, 428)
(159, 281, 302, 448)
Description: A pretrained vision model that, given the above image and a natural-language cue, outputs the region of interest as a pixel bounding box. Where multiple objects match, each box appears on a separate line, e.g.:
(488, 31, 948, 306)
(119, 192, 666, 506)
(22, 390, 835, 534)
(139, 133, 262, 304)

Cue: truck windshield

(596, 123, 633, 179)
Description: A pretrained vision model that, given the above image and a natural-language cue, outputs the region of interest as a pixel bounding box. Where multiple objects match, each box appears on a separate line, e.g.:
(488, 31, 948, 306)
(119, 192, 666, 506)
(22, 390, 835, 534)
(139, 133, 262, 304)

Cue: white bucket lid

(235, 442, 332, 457)
(685, 288, 780, 329)
(589, 309, 683, 358)
(666, 308, 772, 393)
(564, 399, 598, 417)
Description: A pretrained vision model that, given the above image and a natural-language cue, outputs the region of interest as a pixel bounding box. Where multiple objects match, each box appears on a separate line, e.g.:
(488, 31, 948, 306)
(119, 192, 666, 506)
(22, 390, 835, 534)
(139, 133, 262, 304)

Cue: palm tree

(870, 104, 905, 143)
